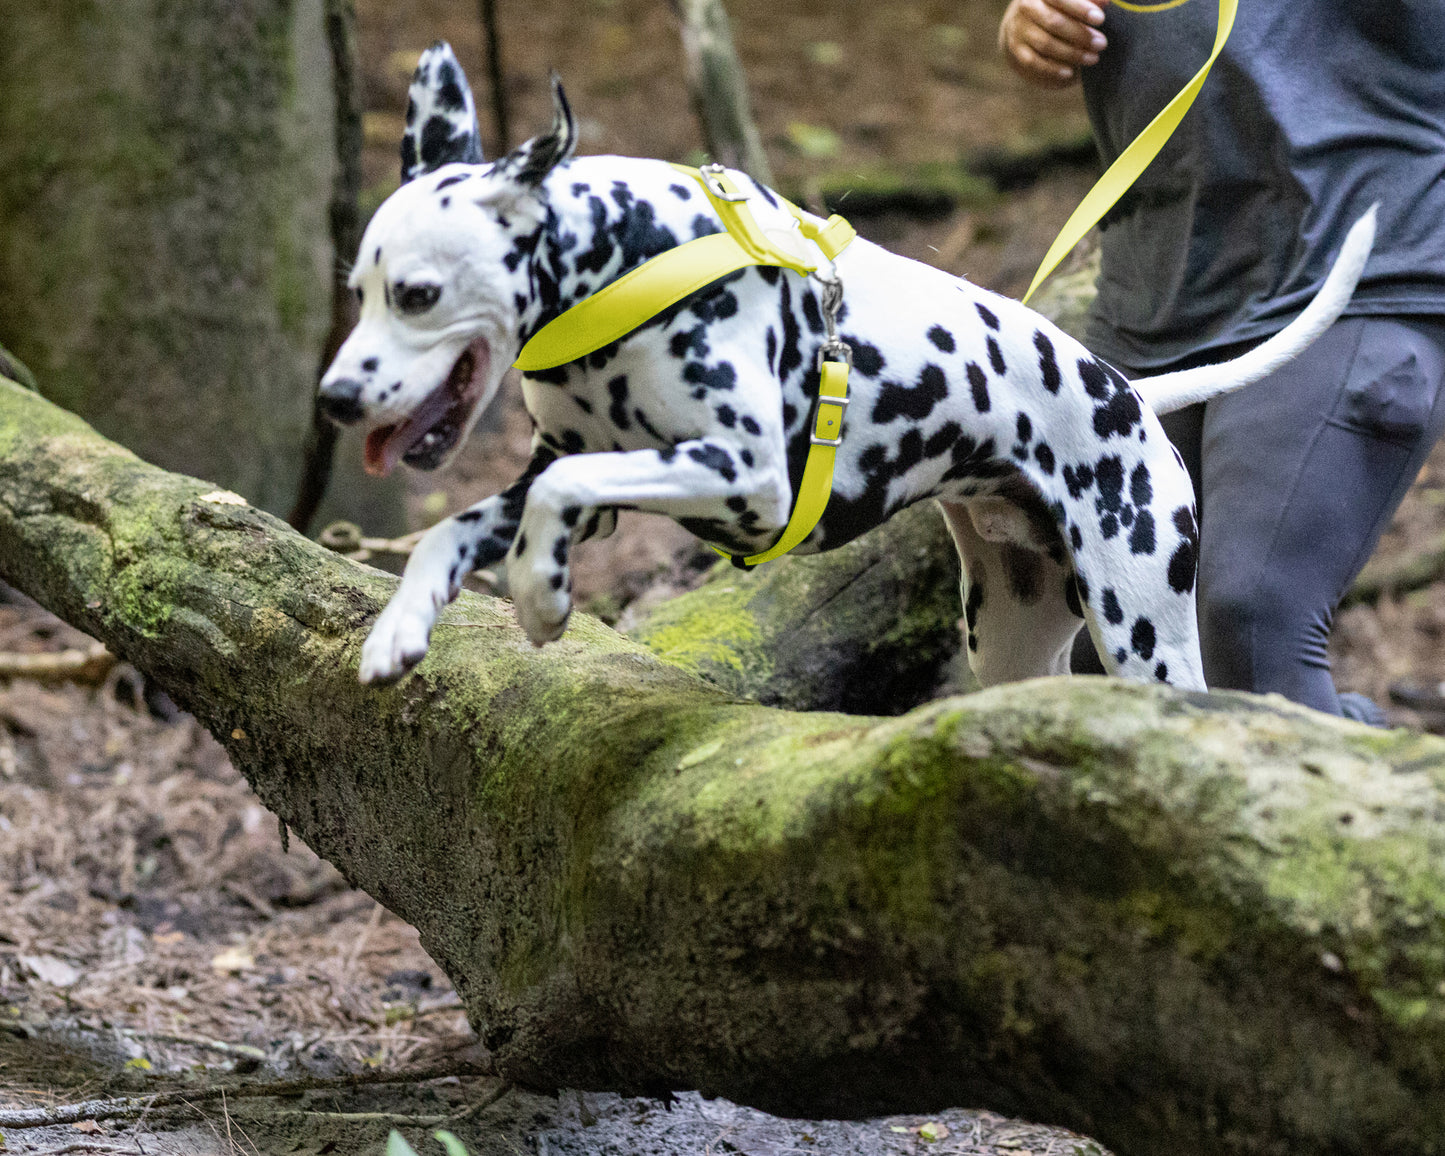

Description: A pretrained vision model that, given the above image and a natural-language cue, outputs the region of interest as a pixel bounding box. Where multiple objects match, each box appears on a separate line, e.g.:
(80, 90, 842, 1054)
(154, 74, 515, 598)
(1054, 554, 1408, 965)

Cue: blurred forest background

(1, 1, 1445, 1152)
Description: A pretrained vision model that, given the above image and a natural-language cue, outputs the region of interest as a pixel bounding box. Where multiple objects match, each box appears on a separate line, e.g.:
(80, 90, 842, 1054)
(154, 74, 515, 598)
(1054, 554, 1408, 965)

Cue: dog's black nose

(318, 378, 366, 425)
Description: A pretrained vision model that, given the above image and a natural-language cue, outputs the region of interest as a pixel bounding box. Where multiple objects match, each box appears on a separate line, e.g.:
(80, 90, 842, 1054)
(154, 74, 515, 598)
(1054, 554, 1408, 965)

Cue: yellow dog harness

(514, 163, 857, 566)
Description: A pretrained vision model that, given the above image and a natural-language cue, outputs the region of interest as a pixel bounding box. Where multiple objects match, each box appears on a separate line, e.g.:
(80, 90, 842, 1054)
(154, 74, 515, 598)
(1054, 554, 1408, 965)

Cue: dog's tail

(1133, 204, 1377, 416)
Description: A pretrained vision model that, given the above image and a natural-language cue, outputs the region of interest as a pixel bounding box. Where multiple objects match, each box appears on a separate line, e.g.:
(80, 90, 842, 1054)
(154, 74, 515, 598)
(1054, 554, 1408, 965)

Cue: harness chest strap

(513, 164, 857, 566)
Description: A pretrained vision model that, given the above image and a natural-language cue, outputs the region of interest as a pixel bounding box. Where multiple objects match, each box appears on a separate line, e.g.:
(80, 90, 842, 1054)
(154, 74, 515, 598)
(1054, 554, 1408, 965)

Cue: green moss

(633, 575, 765, 680)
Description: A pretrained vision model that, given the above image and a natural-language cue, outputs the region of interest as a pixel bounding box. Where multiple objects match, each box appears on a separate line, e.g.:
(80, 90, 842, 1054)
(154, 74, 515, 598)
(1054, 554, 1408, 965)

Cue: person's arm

(998, 0, 1109, 88)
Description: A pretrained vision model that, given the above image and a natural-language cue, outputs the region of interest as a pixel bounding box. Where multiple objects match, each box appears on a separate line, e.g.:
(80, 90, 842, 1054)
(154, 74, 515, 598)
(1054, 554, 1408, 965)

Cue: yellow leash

(514, 163, 857, 566)
(1021, 0, 1237, 304)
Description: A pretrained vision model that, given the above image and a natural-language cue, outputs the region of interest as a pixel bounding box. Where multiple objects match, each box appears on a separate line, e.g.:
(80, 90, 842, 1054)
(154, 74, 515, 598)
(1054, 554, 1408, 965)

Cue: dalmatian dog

(320, 42, 1373, 691)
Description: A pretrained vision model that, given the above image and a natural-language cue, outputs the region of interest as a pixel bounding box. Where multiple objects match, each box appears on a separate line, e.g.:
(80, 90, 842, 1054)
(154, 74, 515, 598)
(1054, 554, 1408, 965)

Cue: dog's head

(319, 44, 576, 477)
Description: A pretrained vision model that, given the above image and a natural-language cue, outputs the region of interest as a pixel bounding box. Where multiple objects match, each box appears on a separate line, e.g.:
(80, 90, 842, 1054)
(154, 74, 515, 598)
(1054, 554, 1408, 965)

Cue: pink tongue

(364, 425, 401, 477)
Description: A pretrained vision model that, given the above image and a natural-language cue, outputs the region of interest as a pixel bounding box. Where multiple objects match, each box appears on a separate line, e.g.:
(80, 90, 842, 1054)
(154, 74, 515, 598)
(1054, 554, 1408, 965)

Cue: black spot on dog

(925, 421, 961, 458)
(420, 115, 460, 171)
(1078, 359, 1111, 400)
(1128, 509, 1156, 556)
(553, 536, 569, 566)
(561, 506, 582, 528)
(550, 573, 565, 590)
(657, 444, 677, 463)
(572, 182, 590, 196)
(362, 357, 379, 372)
(777, 279, 804, 381)
(726, 496, 748, 513)
(765, 327, 778, 375)
(1016, 413, 1032, 445)
(758, 265, 782, 286)
(683, 361, 737, 392)
(1154, 662, 1169, 682)
(573, 396, 593, 414)
(670, 183, 692, 199)
(740, 449, 755, 468)
(873, 364, 949, 423)
(1035, 330, 1061, 393)
(964, 580, 985, 651)
(987, 337, 1007, 376)
(847, 339, 885, 377)
(1003, 546, 1042, 604)
(670, 325, 709, 360)
(1114, 647, 1128, 665)
(514, 532, 528, 557)
(1130, 463, 1153, 508)
(1131, 617, 1156, 661)
(688, 444, 737, 483)
(927, 325, 956, 353)
(1034, 443, 1056, 474)
(1102, 587, 1124, 625)
(801, 291, 825, 335)
(435, 172, 469, 191)
(782, 403, 798, 428)
(715, 404, 737, 428)
(1167, 506, 1199, 593)
(741, 415, 761, 436)
(1069, 524, 1083, 550)
(1094, 387, 1143, 441)
(966, 362, 990, 413)
(435, 58, 467, 110)
(1063, 462, 1095, 499)
(976, 302, 1000, 330)
(560, 430, 585, 454)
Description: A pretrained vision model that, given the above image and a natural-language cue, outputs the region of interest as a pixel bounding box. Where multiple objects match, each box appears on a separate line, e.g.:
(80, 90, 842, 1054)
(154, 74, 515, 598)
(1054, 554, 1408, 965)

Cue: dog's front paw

(359, 598, 437, 684)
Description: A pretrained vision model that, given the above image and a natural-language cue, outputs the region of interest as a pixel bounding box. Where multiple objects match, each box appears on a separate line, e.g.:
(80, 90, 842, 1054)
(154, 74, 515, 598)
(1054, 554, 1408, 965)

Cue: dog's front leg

(358, 450, 557, 684)
(508, 439, 781, 645)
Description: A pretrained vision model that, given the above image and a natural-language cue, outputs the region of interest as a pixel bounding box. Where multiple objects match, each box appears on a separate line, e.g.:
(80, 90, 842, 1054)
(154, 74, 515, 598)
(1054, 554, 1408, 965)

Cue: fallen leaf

(125, 1057, 152, 1070)
(72, 1120, 103, 1134)
(918, 1121, 950, 1142)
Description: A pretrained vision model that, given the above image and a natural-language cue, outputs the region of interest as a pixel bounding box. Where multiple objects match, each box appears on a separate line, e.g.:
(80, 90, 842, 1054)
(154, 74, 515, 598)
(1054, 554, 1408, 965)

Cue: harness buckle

(699, 163, 749, 203)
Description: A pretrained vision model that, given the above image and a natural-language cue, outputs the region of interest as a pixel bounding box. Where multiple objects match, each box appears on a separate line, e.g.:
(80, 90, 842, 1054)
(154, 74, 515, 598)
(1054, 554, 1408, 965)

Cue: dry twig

(0, 1064, 496, 1131)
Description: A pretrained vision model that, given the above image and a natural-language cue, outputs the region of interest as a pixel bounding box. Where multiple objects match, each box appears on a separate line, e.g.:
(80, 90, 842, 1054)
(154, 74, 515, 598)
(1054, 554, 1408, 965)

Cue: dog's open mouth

(362, 337, 491, 477)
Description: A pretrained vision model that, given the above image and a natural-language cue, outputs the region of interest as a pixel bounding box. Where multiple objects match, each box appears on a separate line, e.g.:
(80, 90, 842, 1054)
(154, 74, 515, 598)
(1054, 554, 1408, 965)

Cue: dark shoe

(1338, 691, 1388, 728)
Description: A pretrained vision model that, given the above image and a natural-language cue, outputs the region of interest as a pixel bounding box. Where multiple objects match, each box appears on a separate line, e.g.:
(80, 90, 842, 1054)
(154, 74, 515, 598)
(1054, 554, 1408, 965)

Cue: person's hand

(998, 0, 1109, 89)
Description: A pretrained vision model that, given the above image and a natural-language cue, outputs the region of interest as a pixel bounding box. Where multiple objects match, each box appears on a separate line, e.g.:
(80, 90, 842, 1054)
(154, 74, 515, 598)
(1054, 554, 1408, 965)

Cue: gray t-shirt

(1081, 0, 1445, 371)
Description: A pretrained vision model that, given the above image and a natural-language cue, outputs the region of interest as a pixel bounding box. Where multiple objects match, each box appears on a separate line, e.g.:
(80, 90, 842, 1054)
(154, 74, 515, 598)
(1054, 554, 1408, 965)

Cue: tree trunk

(670, 0, 775, 185)
(0, 0, 402, 531)
(3, 378, 1445, 1156)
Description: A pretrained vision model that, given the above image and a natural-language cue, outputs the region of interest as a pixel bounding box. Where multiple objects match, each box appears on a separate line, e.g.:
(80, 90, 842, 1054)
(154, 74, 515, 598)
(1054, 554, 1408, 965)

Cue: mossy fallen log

(3, 376, 1445, 1156)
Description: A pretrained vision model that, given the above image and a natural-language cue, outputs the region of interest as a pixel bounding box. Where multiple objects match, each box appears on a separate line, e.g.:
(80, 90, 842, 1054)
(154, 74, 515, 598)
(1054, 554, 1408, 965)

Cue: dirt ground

(5, 0, 1445, 1153)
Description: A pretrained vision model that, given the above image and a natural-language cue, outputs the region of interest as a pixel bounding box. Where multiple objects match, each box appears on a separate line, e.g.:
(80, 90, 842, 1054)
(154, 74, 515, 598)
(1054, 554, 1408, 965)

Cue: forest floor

(4, 0, 1445, 1153)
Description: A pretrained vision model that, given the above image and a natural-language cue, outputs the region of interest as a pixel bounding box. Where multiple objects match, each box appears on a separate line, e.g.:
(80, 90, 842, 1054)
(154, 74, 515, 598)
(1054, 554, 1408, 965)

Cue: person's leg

(1195, 316, 1445, 712)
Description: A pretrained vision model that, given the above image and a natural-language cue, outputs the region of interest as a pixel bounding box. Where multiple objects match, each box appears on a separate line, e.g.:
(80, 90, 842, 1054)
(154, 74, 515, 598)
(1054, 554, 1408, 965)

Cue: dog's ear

(496, 74, 577, 190)
(401, 41, 485, 184)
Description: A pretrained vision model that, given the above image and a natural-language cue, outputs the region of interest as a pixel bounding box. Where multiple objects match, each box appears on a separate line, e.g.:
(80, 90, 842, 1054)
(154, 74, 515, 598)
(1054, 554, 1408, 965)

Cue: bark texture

(0, 0, 401, 530)
(3, 377, 1445, 1156)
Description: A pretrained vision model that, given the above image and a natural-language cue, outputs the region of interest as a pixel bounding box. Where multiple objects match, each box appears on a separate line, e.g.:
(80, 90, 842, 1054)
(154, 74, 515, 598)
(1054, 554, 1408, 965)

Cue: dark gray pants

(1081, 315, 1445, 714)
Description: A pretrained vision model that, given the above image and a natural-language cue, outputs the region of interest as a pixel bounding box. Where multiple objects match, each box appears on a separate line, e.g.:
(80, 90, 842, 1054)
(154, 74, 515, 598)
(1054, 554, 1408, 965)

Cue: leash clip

(699, 163, 749, 203)
(813, 272, 852, 367)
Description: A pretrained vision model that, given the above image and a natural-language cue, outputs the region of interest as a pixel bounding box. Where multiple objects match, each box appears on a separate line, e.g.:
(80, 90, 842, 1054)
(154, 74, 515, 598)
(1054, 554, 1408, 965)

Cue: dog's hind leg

(939, 499, 1085, 687)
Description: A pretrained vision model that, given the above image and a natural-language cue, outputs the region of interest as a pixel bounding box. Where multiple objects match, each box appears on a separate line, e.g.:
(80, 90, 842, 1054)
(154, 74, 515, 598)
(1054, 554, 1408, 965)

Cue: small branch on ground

(0, 1066, 498, 1131)
(0, 640, 114, 684)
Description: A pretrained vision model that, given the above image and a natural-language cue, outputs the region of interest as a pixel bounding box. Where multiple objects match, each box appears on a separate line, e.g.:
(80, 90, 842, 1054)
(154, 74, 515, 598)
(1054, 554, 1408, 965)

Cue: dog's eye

(396, 282, 442, 315)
